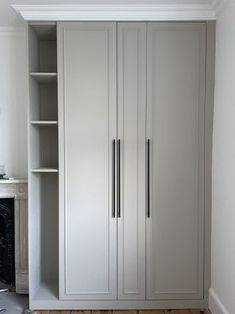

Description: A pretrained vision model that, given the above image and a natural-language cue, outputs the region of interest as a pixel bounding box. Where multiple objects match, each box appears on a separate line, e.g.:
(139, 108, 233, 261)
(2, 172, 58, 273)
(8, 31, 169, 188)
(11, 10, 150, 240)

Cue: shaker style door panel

(117, 23, 146, 300)
(59, 22, 117, 300)
(146, 23, 206, 300)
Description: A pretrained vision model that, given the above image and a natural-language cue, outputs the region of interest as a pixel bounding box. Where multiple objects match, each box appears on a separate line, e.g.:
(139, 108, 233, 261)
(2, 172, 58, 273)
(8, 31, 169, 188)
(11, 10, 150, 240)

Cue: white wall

(0, 29, 27, 178)
(210, 1, 235, 313)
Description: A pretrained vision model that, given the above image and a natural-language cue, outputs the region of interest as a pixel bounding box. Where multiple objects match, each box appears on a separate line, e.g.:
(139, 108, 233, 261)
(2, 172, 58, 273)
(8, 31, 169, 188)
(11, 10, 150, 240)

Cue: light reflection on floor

(0, 291, 28, 314)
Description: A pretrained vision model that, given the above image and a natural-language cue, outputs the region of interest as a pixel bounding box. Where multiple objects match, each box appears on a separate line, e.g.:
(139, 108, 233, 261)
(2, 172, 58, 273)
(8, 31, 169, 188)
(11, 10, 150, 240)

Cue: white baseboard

(209, 288, 229, 314)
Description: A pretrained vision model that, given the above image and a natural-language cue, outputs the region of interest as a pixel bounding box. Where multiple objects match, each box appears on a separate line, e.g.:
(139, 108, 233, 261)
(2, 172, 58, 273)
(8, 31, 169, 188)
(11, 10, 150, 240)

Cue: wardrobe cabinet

(28, 21, 215, 310)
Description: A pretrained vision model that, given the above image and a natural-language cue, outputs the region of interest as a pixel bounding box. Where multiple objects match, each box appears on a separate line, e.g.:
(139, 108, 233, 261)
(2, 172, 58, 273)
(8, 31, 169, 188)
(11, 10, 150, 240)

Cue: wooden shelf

(31, 168, 58, 173)
(31, 121, 58, 126)
(30, 72, 57, 83)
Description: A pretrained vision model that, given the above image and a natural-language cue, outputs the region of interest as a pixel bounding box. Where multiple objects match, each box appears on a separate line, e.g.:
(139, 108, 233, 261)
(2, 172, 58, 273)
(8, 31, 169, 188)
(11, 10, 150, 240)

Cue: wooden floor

(35, 310, 211, 314)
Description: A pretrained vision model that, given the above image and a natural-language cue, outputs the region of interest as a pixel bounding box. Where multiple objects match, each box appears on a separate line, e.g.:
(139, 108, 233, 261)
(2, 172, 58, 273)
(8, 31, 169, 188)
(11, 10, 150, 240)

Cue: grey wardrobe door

(58, 22, 117, 300)
(117, 23, 146, 300)
(146, 23, 206, 300)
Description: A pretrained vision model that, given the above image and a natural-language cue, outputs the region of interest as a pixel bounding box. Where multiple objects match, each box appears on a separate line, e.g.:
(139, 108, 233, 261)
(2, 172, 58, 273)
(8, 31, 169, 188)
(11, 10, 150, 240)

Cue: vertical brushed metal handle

(117, 139, 121, 218)
(147, 139, 150, 218)
(112, 139, 116, 218)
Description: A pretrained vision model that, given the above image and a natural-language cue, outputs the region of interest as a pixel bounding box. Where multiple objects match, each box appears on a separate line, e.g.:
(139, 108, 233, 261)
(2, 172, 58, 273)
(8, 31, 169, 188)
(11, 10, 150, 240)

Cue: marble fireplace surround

(0, 179, 28, 294)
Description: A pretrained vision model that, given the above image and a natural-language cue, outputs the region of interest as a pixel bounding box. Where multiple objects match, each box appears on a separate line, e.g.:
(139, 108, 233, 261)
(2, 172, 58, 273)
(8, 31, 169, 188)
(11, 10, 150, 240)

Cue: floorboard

(35, 310, 210, 314)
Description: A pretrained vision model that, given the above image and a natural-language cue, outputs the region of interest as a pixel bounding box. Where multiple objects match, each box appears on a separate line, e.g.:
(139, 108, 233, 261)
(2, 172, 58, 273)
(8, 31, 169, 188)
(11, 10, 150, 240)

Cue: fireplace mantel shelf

(0, 179, 28, 184)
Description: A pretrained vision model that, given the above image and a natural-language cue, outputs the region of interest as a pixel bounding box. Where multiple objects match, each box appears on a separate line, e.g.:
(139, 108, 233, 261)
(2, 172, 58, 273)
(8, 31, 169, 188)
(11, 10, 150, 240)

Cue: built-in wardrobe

(27, 21, 215, 310)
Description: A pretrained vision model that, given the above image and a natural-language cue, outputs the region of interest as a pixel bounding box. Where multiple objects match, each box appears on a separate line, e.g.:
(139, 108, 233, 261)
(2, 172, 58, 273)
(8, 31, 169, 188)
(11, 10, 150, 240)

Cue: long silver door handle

(112, 139, 116, 218)
(117, 139, 121, 218)
(147, 139, 150, 218)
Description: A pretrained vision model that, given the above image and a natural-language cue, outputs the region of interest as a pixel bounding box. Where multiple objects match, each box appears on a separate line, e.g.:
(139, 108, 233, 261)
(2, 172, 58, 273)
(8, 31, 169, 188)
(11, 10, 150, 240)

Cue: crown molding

(12, 3, 217, 22)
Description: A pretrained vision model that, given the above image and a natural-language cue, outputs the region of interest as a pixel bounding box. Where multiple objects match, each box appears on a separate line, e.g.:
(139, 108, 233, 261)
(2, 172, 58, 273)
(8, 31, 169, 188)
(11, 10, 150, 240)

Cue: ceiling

(1, 0, 219, 26)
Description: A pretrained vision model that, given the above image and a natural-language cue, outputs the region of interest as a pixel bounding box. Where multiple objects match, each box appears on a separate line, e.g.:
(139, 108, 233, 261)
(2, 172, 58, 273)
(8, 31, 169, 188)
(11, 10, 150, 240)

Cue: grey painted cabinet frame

(28, 21, 215, 310)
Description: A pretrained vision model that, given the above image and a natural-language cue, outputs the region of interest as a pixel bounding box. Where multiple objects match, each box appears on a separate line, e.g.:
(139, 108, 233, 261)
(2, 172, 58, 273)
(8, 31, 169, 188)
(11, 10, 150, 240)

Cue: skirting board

(209, 288, 229, 314)
(30, 300, 208, 311)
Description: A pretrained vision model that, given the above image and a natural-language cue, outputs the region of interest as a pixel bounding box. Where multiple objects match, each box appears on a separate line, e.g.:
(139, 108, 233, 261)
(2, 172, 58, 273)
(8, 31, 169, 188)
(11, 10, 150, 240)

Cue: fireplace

(0, 180, 28, 294)
(0, 198, 15, 288)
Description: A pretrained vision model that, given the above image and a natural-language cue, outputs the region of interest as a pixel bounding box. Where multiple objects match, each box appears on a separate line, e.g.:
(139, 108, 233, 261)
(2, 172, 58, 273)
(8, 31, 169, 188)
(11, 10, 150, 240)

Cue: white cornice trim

(12, 3, 217, 21)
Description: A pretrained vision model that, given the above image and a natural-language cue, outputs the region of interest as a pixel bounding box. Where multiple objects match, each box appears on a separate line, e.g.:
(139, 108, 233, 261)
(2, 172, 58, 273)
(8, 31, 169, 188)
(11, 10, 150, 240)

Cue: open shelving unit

(28, 22, 59, 306)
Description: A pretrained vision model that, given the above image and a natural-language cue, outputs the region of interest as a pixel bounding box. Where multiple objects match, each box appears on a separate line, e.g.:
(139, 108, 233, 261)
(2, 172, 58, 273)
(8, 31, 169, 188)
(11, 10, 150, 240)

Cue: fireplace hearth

(0, 198, 15, 288)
